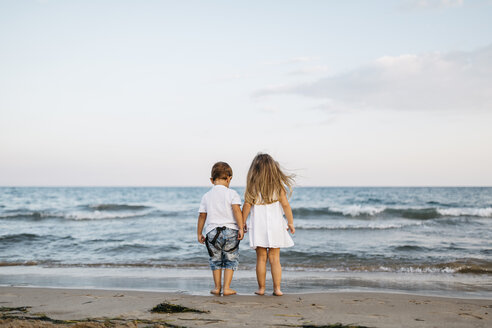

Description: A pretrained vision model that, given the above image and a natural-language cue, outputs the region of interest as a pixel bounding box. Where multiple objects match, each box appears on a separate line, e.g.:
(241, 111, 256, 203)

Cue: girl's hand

(243, 223, 248, 233)
(197, 234, 206, 244)
(287, 224, 295, 234)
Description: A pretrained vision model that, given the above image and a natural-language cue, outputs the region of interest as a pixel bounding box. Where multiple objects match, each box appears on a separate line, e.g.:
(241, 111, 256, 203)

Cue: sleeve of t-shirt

(231, 190, 242, 205)
(198, 194, 207, 213)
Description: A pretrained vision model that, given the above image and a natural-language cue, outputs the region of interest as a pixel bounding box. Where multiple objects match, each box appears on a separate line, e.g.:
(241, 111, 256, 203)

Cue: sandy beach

(0, 287, 490, 328)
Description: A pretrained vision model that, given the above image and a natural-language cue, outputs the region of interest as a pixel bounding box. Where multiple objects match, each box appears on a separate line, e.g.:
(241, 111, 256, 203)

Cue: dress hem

(249, 244, 294, 249)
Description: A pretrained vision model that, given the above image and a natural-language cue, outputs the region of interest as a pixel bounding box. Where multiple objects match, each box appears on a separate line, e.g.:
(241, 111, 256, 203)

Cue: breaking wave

(292, 206, 492, 219)
(84, 204, 150, 211)
(295, 222, 423, 231)
(0, 208, 181, 221)
(0, 261, 489, 275)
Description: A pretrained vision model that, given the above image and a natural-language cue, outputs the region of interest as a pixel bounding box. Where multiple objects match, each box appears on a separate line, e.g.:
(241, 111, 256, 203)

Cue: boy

(197, 162, 244, 295)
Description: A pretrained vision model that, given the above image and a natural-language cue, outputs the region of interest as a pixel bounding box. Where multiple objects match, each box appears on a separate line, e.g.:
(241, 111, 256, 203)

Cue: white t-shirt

(198, 185, 242, 234)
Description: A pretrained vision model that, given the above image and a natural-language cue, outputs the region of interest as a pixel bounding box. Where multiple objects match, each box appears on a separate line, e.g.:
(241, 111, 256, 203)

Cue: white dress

(249, 201, 294, 249)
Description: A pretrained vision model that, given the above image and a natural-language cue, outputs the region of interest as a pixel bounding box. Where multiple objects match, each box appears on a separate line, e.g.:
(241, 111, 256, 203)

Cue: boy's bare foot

(254, 288, 265, 295)
(210, 288, 221, 295)
(222, 288, 237, 296)
(273, 289, 283, 296)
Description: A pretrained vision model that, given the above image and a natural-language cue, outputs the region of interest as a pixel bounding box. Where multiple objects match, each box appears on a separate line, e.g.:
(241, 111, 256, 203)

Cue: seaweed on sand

(0, 306, 30, 313)
(278, 324, 370, 328)
(301, 324, 370, 328)
(150, 302, 207, 314)
(0, 306, 185, 327)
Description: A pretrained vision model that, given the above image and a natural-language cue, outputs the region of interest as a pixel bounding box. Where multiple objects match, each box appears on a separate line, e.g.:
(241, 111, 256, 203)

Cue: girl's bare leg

(268, 248, 283, 296)
(222, 269, 236, 295)
(255, 247, 268, 295)
(211, 269, 222, 295)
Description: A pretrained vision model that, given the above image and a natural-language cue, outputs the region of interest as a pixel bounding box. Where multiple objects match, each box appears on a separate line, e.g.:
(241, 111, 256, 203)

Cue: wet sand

(0, 287, 490, 327)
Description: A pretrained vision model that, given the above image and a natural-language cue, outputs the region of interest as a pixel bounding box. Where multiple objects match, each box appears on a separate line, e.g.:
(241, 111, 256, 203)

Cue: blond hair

(244, 153, 295, 205)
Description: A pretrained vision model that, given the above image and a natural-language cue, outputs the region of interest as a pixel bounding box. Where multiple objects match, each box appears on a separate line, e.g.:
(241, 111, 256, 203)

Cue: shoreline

(1, 265, 490, 299)
(1, 286, 490, 327)
(2, 284, 492, 301)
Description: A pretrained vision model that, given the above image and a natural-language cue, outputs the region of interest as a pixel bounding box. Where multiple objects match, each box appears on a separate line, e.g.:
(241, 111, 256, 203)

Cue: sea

(1, 187, 491, 298)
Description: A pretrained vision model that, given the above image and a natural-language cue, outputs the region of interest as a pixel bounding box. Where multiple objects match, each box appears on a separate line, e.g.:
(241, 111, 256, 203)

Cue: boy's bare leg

(211, 269, 222, 295)
(222, 269, 236, 295)
(268, 248, 283, 296)
(255, 247, 268, 295)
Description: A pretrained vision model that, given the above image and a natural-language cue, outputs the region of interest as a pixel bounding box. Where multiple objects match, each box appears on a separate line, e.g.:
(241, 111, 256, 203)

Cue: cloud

(288, 65, 330, 75)
(263, 56, 320, 66)
(254, 44, 492, 112)
(286, 56, 320, 64)
(400, 0, 464, 10)
(216, 73, 249, 81)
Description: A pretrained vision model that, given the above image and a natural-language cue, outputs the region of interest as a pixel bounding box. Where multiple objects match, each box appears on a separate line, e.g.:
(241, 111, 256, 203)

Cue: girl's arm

(279, 189, 295, 234)
(242, 202, 251, 232)
(232, 204, 244, 240)
(197, 213, 207, 243)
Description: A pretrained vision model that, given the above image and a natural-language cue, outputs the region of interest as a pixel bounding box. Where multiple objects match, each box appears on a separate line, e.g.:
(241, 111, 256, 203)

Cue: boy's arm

(242, 202, 251, 232)
(279, 190, 295, 234)
(197, 212, 207, 244)
(232, 204, 244, 240)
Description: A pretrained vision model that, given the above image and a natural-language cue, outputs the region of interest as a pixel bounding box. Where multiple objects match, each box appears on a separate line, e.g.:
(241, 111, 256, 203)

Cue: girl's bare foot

(273, 289, 283, 296)
(254, 288, 265, 295)
(222, 288, 237, 296)
(210, 288, 221, 295)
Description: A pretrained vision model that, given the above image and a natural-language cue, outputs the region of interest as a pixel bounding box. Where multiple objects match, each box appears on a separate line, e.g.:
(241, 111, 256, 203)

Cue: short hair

(211, 162, 233, 181)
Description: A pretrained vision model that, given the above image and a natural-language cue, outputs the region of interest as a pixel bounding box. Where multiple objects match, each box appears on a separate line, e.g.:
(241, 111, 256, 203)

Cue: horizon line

(1, 185, 491, 188)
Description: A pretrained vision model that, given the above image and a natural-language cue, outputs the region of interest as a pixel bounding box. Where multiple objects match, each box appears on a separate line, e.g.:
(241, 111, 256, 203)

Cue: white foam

(437, 207, 492, 217)
(67, 210, 150, 220)
(295, 219, 423, 230)
(329, 204, 386, 216)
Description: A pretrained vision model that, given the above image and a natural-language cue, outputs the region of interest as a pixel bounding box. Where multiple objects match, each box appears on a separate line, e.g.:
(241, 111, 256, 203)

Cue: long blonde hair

(244, 153, 295, 205)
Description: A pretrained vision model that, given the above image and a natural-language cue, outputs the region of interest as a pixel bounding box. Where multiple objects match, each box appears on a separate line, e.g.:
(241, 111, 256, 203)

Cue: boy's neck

(213, 178, 230, 188)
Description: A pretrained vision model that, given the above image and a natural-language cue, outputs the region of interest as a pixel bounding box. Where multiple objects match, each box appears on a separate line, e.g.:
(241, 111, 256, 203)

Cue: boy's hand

(237, 229, 244, 241)
(198, 234, 206, 244)
(287, 224, 295, 234)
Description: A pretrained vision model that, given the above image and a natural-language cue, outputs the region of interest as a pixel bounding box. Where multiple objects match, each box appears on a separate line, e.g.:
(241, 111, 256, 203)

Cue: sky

(1, 0, 492, 186)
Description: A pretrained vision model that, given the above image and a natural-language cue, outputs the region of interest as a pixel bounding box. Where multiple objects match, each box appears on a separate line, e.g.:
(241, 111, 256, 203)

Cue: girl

(242, 153, 295, 296)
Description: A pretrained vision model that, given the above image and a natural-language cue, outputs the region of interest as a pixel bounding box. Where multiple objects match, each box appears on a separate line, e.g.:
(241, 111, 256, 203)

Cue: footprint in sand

(458, 312, 483, 320)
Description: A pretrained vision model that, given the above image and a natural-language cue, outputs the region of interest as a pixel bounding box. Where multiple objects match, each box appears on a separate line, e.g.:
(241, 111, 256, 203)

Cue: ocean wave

(292, 206, 492, 219)
(384, 208, 439, 219)
(0, 209, 180, 221)
(437, 207, 492, 217)
(295, 222, 422, 231)
(66, 212, 150, 221)
(0, 233, 74, 243)
(84, 204, 150, 211)
(0, 233, 42, 242)
(378, 262, 492, 275)
(293, 205, 385, 217)
(281, 261, 492, 275)
(392, 245, 431, 252)
(96, 243, 182, 254)
(0, 261, 39, 267)
(0, 211, 66, 220)
(0, 261, 209, 269)
(0, 261, 489, 274)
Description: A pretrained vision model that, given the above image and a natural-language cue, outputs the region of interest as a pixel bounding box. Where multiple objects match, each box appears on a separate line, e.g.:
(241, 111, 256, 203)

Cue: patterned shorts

(205, 227, 240, 271)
